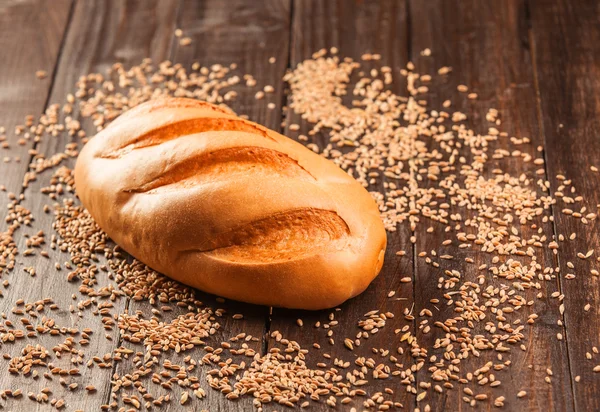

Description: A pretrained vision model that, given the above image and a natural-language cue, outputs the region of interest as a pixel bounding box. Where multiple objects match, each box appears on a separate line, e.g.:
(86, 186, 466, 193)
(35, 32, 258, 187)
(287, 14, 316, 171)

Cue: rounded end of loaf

(171, 228, 386, 310)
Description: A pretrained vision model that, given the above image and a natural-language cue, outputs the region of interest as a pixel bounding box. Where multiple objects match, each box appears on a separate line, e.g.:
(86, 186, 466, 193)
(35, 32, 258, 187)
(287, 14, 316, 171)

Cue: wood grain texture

(409, 1, 574, 411)
(173, 0, 291, 130)
(0, 1, 179, 410)
(0, 0, 74, 409)
(0, 0, 73, 203)
(267, 1, 417, 410)
(116, 1, 291, 410)
(531, 0, 600, 410)
(0, 0, 598, 410)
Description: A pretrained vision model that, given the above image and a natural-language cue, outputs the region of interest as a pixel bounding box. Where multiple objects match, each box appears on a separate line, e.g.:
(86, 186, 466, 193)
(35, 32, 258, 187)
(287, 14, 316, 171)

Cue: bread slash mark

(190, 208, 351, 264)
(123, 146, 316, 194)
(108, 98, 234, 129)
(101, 117, 275, 159)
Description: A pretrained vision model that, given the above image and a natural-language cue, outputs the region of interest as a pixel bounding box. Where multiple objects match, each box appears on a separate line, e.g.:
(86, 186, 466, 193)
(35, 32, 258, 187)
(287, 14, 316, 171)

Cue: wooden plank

(409, 1, 574, 410)
(530, 1, 600, 410)
(173, 0, 291, 131)
(115, 1, 291, 410)
(0, 1, 179, 410)
(266, 1, 417, 410)
(0, 0, 73, 204)
(0, 0, 74, 409)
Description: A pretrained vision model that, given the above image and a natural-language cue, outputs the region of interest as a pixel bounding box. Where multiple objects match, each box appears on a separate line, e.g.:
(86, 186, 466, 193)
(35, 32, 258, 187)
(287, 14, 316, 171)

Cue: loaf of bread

(74, 98, 386, 309)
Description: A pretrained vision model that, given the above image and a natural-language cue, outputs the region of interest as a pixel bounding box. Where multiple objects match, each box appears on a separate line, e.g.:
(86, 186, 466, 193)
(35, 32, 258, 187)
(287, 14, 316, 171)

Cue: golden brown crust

(74, 97, 386, 309)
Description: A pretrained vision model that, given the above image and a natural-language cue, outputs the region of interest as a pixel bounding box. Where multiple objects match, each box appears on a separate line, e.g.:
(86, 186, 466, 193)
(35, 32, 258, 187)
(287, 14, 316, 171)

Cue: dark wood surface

(0, 0, 599, 411)
(530, 1, 600, 410)
(409, 2, 573, 411)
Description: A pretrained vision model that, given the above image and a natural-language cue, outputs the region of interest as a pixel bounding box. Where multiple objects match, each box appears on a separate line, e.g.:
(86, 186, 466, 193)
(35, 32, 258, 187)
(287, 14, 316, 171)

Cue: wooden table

(0, 0, 599, 411)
